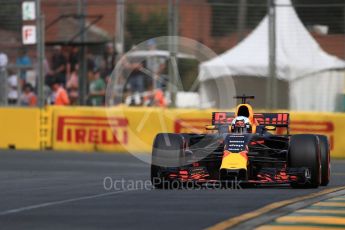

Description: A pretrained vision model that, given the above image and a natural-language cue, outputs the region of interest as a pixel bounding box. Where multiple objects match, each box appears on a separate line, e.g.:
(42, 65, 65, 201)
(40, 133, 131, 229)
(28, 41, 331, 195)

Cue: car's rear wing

(212, 112, 290, 127)
(254, 113, 290, 127)
(212, 112, 235, 125)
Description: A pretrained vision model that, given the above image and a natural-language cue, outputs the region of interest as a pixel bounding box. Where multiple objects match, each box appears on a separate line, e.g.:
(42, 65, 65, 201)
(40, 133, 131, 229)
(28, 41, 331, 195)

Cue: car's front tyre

(151, 133, 185, 189)
(288, 134, 321, 188)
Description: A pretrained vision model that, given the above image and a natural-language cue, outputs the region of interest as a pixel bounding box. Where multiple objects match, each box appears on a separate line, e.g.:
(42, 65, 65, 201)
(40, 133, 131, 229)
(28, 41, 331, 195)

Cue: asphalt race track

(1, 150, 345, 230)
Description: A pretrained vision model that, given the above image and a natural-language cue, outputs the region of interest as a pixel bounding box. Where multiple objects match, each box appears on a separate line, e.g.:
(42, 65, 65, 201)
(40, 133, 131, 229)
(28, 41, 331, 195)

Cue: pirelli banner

(51, 106, 212, 153)
(53, 106, 129, 152)
(50, 106, 345, 158)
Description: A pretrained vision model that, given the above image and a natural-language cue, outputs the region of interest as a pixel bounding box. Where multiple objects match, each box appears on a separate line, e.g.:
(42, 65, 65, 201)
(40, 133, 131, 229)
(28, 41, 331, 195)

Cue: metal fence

(0, 0, 344, 110)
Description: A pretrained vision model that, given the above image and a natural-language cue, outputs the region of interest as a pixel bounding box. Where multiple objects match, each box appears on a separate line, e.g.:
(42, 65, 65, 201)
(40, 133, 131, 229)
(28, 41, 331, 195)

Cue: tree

(0, 0, 21, 31)
(126, 5, 168, 50)
(208, 0, 345, 36)
(208, 0, 267, 37)
(293, 0, 345, 34)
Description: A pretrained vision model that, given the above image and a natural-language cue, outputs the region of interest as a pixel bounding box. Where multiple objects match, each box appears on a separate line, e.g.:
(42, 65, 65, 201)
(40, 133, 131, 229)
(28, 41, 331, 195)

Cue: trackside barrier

(49, 106, 345, 158)
(40, 106, 54, 149)
(0, 106, 344, 158)
(50, 106, 214, 153)
(0, 108, 40, 150)
(288, 112, 345, 158)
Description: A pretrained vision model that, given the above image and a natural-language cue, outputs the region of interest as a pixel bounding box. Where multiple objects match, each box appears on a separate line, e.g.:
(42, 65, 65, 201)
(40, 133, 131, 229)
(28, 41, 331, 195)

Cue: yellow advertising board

(41, 106, 345, 158)
(289, 112, 345, 158)
(0, 106, 342, 156)
(0, 108, 40, 150)
(51, 106, 166, 152)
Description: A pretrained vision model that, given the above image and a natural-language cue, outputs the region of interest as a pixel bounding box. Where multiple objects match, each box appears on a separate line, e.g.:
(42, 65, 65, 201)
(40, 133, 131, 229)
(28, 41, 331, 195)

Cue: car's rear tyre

(288, 134, 321, 188)
(151, 133, 185, 189)
(317, 135, 330, 186)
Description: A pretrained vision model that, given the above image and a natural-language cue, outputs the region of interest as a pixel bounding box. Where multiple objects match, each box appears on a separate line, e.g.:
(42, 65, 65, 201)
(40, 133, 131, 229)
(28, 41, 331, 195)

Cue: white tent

(199, 0, 345, 111)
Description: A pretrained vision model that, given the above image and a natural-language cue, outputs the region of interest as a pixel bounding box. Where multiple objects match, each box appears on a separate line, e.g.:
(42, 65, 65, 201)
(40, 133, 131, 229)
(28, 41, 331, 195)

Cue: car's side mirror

(205, 125, 217, 130)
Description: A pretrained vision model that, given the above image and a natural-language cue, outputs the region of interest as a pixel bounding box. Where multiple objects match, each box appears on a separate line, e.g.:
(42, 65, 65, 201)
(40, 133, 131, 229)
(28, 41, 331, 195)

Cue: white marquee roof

(199, 0, 345, 82)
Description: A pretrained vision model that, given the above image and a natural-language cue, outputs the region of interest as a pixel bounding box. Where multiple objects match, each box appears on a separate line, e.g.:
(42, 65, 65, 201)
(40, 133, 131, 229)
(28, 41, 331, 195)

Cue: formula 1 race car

(151, 95, 330, 189)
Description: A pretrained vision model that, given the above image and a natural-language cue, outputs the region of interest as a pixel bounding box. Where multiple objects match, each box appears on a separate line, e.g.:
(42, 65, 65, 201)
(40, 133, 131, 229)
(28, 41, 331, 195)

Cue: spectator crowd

(4, 39, 168, 107)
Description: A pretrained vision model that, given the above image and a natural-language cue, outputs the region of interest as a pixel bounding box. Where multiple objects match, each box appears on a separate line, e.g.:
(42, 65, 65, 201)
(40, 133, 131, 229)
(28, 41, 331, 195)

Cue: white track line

(0, 189, 137, 216)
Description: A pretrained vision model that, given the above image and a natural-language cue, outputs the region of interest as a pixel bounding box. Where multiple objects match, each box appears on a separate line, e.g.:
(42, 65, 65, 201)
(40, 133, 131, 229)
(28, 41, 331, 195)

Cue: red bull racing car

(151, 95, 330, 189)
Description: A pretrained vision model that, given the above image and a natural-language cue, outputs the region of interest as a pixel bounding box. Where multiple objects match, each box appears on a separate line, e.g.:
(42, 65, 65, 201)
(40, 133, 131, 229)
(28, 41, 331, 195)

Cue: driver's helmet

(231, 116, 252, 134)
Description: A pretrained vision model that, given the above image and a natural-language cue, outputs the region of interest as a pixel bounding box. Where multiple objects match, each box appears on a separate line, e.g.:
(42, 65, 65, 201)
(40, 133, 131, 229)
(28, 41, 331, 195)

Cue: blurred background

(0, 0, 344, 111)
